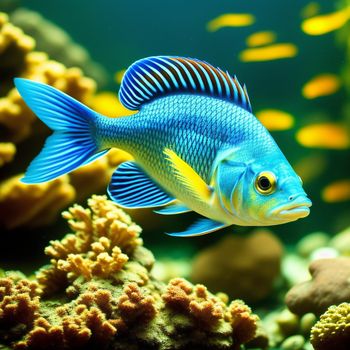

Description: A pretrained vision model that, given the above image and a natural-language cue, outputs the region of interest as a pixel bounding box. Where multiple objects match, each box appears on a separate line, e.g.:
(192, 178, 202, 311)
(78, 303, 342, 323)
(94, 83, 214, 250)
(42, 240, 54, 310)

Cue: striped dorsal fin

(118, 56, 252, 112)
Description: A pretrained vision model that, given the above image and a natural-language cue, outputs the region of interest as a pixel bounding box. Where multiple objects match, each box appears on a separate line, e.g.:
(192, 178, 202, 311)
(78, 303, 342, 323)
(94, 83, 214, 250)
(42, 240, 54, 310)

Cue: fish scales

(97, 94, 273, 196)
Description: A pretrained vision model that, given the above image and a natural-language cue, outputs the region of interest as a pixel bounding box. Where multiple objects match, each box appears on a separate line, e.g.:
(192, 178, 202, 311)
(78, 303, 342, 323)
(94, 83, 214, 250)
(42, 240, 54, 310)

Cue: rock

(190, 229, 283, 302)
(300, 313, 317, 335)
(282, 254, 310, 287)
(281, 335, 305, 350)
(310, 247, 338, 261)
(296, 232, 330, 258)
(275, 309, 299, 336)
(330, 226, 350, 256)
(285, 258, 350, 316)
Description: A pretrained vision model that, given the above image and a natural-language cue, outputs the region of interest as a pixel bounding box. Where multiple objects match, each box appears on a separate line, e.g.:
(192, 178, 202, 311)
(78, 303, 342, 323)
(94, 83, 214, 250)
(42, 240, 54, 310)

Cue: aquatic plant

(0, 195, 260, 350)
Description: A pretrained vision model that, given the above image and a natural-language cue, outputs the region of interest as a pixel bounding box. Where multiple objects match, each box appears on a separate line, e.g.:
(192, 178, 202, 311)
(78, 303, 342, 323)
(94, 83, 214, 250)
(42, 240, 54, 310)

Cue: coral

(0, 175, 75, 229)
(10, 8, 108, 87)
(285, 258, 350, 316)
(191, 229, 283, 302)
(38, 195, 142, 294)
(0, 195, 260, 350)
(0, 277, 41, 345)
(0, 142, 16, 167)
(0, 13, 132, 230)
(310, 303, 350, 350)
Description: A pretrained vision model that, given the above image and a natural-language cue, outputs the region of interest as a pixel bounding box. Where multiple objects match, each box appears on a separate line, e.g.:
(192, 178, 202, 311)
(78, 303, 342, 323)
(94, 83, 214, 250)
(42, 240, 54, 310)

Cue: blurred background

(0, 0, 349, 272)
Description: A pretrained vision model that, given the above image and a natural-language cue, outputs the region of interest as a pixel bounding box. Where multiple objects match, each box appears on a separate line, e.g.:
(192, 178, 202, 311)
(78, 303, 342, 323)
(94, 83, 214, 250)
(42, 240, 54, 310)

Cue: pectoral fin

(108, 161, 174, 209)
(166, 217, 229, 237)
(163, 148, 212, 203)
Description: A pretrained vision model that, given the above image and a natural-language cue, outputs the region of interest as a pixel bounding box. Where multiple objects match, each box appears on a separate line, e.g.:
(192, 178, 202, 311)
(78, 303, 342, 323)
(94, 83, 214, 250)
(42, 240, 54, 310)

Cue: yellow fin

(163, 148, 211, 202)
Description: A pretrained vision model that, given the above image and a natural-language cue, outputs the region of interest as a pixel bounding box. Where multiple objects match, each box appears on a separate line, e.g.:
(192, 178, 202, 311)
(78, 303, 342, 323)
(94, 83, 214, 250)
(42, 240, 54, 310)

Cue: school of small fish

(205, 4, 349, 205)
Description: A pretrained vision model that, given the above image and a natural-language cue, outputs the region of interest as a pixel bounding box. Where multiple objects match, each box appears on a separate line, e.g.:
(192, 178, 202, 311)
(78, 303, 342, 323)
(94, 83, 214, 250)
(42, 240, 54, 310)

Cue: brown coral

(162, 277, 258, 346)
(310, 303, 350, 350)
(286, 257, 350, 316)
(118, 283, 157, 322)
(16, 285, 120, 350)
(0, 278, 41, 328)
(0, 196, 261, 350)
(229, 300, 259, 346)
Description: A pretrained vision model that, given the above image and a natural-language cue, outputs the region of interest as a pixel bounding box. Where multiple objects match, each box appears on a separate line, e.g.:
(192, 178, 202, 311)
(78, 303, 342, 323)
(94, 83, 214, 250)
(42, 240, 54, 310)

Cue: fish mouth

(272, 197, 312, 221)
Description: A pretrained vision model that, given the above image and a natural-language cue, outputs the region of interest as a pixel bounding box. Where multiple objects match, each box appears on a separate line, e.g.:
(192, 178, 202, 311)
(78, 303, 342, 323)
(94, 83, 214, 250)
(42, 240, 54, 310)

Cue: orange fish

(322, 179, 350, 203)
(302, 74, 341, 99)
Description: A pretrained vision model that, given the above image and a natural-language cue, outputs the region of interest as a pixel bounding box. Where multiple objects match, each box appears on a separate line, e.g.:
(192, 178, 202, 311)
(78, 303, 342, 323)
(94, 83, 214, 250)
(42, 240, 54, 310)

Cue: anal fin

(166, 218, 229, 237)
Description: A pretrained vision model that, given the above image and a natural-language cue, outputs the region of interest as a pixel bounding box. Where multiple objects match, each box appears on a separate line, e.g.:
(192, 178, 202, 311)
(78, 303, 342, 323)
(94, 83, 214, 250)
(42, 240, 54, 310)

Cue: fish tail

(15, 78, 108, 184)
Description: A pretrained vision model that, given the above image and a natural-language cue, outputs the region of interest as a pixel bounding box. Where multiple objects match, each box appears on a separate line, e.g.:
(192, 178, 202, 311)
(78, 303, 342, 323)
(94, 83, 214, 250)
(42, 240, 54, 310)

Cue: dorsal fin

(119, 56, 252, 112)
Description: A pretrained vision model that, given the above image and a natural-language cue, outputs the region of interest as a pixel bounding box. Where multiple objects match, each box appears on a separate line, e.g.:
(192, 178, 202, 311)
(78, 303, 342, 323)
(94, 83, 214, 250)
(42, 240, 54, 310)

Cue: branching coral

(37, 195, 142, 294)
(0, 195, 260, 350)
(310, 303, 350, 350)
(0, 277, 41, 344)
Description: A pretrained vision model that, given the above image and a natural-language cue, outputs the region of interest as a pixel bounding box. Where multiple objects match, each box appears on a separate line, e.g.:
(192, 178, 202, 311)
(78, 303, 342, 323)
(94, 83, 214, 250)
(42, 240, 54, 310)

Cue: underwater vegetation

(0, 196, 261, 350)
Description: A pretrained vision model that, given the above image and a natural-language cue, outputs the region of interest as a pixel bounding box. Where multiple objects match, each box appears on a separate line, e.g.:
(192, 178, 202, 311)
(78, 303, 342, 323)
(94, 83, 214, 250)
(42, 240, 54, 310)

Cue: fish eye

(254, 171, 277, 195)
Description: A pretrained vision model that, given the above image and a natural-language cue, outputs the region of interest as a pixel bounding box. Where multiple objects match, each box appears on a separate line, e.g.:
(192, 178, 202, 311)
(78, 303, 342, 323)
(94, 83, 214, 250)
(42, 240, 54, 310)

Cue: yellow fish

(239, 43, 298, 62)
(322, 179, 350, 203)
(301, 2, 320, 19)
(89, 92, 136, 118)
(246, 31, 276, 47)
(301, 7, 350, 35)
(114, 69, 126, 85)
(207, 13, 255, 32)
(302, 74, 341, 99)
(296, 123, 350, 149)
(256, 109, 294, 131)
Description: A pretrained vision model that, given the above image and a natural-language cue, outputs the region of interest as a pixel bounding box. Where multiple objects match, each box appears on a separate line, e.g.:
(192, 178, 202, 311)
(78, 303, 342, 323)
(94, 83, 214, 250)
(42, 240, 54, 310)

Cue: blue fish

(15, 56, 311, 237)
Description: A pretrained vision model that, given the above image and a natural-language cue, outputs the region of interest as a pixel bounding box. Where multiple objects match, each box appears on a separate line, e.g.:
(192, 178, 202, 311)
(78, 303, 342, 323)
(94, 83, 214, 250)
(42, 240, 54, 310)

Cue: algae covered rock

(0, 195, 261, 350)
(191, 229, 283, 302)
(285, 257, 350, 316)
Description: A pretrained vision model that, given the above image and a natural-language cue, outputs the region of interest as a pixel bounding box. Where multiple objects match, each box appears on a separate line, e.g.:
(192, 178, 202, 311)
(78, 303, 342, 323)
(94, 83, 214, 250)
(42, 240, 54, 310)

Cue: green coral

(0, 195, 260, 350)
(310, 302, 350, 350)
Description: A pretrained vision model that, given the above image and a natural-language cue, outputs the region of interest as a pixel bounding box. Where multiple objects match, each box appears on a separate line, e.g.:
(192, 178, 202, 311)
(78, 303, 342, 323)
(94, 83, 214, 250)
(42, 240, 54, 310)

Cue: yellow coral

(0, 174, 75, 229)
(310, 302, 350, 350)
(0, 142, 16, 167)
(38, 195, 142, 293)
(0, 13, 131, 231)
(0, 277, 41, 327)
